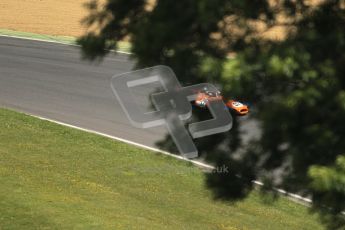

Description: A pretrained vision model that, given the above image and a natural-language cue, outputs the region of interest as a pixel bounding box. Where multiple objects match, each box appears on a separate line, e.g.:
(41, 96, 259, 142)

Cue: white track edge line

(32, 114, 214, 170)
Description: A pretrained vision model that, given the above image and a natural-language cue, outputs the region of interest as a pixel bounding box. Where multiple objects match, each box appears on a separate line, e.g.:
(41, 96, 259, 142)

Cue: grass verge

(0, 108, 323, 229)
(0, 28, 131, 53)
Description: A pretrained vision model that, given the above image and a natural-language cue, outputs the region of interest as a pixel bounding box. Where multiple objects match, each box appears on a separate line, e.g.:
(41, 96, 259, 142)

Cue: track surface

(0, 36, 169, 147)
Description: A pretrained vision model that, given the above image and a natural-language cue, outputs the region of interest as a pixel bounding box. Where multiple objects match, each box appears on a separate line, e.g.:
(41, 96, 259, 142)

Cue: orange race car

(194, 89, 249, 116)
(225, 100, 249, 116)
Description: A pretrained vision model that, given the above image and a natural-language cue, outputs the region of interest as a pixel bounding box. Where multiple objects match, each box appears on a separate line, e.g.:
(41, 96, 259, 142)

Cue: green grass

(0, 108, 323, 229)
(0, 28, 131, 53)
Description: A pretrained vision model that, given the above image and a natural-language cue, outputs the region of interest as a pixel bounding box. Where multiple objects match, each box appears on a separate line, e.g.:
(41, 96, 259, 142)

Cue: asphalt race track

(0, 36, 170, 148)
(0, 36, 259, 155)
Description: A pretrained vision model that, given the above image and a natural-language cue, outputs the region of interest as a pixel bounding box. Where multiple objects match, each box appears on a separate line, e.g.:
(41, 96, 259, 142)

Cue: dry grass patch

(0, 0, 91, 37)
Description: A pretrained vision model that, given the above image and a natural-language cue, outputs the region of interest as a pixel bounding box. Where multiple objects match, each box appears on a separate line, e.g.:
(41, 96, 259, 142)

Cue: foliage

(309, 155, 345, 229)
(78, 0, 345, 228)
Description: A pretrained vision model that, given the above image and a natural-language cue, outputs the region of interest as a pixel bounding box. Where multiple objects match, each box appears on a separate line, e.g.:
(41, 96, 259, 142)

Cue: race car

(194, 88, 249, 116)
(225, 100, 249, 116)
